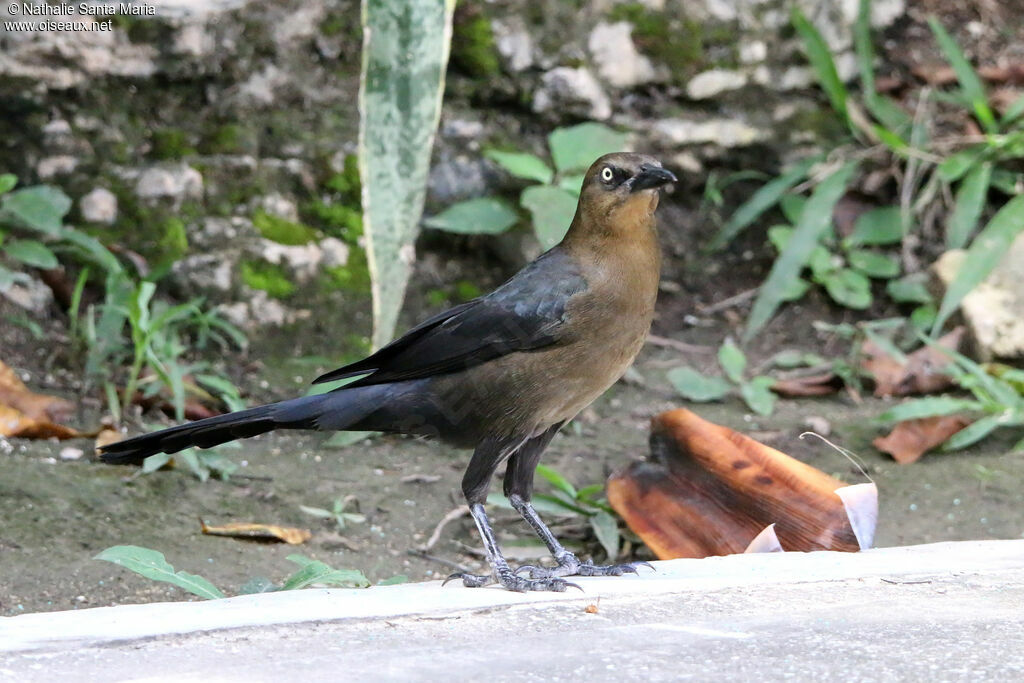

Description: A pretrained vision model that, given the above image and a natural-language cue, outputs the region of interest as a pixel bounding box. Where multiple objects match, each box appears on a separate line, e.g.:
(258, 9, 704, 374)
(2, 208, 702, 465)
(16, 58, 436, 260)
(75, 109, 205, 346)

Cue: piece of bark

(873, 415, 972, 464)
(607, 408, 865, 560)
(772, 372, 842, 397)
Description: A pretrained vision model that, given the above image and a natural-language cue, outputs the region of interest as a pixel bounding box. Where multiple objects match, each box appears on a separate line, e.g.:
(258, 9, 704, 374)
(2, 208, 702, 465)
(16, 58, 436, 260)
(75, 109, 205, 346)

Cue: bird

(100, 152, 678, 592)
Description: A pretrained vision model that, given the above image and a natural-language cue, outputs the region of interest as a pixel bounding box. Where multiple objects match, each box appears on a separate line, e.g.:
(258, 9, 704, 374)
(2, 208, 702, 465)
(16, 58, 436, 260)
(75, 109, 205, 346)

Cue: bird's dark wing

(312, 248, 587, 387)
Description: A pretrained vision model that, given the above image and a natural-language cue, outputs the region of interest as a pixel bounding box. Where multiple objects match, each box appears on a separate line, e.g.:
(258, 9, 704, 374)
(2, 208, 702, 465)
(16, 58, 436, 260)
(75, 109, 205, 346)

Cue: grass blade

(792, 8, 849, 127)
(709, 156, 819, 250)
(941, 414, 1002, 451)
(927, 16, 997, 133)
(933, 194, 1024, 335)
(878, 397, 983, 422)
(946, 161, 992, 249)
(743, 162, 858, 341)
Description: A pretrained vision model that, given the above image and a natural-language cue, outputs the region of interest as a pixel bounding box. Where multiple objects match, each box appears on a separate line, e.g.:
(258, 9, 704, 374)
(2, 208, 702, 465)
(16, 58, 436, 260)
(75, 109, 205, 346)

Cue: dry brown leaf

(94, 428, 124, 454)
(772, 372, 841, 397)
(861, 327, 964, 397)
(0, 404, 81, 439)
(0, 361, 74, 423)
(199, 520, 311, 545)
(873, 415, 972, 464)
(912, 64, 956, 85)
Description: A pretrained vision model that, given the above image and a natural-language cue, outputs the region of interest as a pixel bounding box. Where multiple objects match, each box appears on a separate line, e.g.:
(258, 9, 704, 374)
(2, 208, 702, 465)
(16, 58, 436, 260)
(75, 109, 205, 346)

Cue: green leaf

(239, 577, 279, 594)
(886, 273, 933, 304)
(910, 303, 937, 330)
(768, 225, 794, 252)
(142, 452, 172, 474)
(520, 185, 578, 249)
(989, 168, 1020, 195)
(423, 197, 518, 235)
(378, 574, 410, 586)
(744, 162, 858, 341)
(557, 174, 586, 195)
(0, 174, 17, 194)
(3, 239, 57, 269)
(94, 545, 225, 600)
(779, 194, 808, 225)
(807, 245, 837, 279)
(780, 277, 811, 302)
(717, 339, 746, 383)
(941, 414, 1003, 451)
(792, 8, 849, 126)
(846, 207, 903, 247)
(878, 397, 983, 423)
(590, 509, 620, 561)
(0, 264, 30, 292)
(281, 555, 370, 590)
(535, 464, 577, 499)
(667, 366, 732, 402)
(548, 123, 628, 174)
(847, 250, 900, 278)
(771, 350, 827, 368)
(1001, 93, 1024, 126)
(946, 162, 992, 249)
(484, 150, 553, 184)
(937, 146, 985, 182)
(927, 16, 996, 133)
(1, 186, 72, 234)
(708, 157, 818, 250)
(324, 431, 380, 448)
(360, 0, 455, 349)
(740, 376, 777, 416)
(821, 268, 872, 309)
(933, 194, 1024, 335)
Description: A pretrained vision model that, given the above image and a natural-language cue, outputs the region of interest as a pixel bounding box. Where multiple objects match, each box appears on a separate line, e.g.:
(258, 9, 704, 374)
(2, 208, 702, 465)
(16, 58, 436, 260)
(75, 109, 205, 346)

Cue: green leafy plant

(716, 1, 1024, 342)
(300, 495, 367, 530)
(879, 345, 1024, 452)
(487, 464, 622, 561)
(95, 545, 370, 600)
(766, 200, 902, 311)
(425, 123, 629, 249)
(0, 175, 69, 291)
(141, 443, 240, 482)
(667, 339, 777, 416)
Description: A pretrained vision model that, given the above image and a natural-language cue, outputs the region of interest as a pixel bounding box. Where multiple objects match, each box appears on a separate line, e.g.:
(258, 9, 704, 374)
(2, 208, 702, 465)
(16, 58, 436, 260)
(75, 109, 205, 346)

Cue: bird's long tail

(99, 386, 390, 465)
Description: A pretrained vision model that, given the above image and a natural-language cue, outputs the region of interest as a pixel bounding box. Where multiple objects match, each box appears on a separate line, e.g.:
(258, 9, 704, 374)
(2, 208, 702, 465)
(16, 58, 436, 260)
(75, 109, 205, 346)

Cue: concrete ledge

(3, 539, 1023, 655)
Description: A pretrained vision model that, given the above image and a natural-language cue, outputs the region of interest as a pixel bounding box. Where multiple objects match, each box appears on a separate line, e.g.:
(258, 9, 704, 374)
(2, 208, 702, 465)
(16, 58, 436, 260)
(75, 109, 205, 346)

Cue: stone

(652, 117, 769, 148)
(59, 447, 84, 461)
(533, 67, 611, 120)
(258, 240, 323, 284)
(218, 290, 289, 329)
(740, 41, 767, 64)
(135, 164, 204, 202)
(932, 239, 1024, 360)
(36, 156, 77, 179)
(79, 188, 117, 224)
(0, 276, 53, 313)
(428, 154, 492, 204)
(686, 69, 748, 99)
(257, 194, 299, 222)
(173, 253, 235, 292)
(320, 237, 350, 268)
(492, 18, 534, 73)
(588, 22, 657, 89)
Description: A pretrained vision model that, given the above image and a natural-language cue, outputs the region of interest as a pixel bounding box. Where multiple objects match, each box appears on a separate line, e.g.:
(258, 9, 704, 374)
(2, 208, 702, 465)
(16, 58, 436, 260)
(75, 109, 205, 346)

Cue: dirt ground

(3, 320, 1023, 616)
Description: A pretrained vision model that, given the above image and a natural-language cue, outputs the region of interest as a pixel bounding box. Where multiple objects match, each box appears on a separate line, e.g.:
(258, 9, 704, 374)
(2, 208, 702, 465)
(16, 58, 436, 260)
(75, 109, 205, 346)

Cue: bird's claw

(443, 569, 582, 592)
(515, 558, 655, 579)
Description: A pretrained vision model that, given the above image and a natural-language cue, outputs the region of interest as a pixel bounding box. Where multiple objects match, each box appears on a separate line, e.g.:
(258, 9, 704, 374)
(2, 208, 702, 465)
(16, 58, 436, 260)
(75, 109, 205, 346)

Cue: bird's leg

(443, 436, 580, 592)
(502, 425, 652, 580)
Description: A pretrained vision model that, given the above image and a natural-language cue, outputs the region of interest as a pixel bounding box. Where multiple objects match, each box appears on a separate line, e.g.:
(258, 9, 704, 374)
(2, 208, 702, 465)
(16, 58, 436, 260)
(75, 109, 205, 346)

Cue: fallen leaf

(772, 372, 841, 397)
(199, 520, 311, 545)
(912, 64, 956, 86)
(0, 360, 74, 423)
(94, 428, 124, 454)
(873, 415, 972, 464)
(0, 404, 81, 439)
(861, 327, 964, 397)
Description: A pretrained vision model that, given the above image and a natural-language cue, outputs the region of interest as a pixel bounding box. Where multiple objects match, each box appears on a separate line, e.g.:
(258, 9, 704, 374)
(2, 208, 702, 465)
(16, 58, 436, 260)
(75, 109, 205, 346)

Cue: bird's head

(574, 153, 677, 233)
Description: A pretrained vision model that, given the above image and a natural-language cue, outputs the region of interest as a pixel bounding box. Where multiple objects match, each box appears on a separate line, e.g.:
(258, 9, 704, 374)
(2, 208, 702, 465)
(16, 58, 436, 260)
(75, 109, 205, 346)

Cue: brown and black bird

(100, 152, 677, 592)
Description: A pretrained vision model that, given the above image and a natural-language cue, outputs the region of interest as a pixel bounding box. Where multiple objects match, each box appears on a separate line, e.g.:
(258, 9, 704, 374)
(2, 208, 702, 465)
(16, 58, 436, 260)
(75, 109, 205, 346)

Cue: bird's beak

(629, 164, 678, 192)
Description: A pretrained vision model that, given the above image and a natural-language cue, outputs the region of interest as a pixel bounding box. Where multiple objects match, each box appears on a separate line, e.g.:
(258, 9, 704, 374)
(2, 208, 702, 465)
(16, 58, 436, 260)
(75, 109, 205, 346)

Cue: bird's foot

(442, 568, 583, 593)
(515, 553, 655, 579)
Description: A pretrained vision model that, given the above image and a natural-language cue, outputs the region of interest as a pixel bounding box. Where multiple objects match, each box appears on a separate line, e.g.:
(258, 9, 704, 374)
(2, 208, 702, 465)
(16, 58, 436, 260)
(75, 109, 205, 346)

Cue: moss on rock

(241, 260, 295, 298)
(252, 209, 319, 246)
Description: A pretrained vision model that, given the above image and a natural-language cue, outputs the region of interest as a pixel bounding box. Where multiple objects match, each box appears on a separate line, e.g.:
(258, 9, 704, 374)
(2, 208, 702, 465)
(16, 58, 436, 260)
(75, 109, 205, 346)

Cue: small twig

(419, 506, 469, 552)
(646, 334, 712, 354)
(696, 287, 759, 315)
(407, 549, 472, 574)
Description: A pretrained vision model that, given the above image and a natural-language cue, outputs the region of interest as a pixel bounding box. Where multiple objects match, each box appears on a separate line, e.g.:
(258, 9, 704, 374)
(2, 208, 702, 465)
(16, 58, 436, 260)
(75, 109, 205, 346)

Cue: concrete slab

(2, 540, 1023, 681)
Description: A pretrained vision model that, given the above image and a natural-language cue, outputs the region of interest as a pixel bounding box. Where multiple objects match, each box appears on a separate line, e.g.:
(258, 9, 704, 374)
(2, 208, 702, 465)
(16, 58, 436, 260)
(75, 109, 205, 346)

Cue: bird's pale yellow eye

(600, 167, 614, 182)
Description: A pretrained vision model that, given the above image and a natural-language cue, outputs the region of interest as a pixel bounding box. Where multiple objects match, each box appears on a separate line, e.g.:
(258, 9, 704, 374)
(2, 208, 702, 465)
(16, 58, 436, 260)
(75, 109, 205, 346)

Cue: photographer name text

(12, 2, 155, 16)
